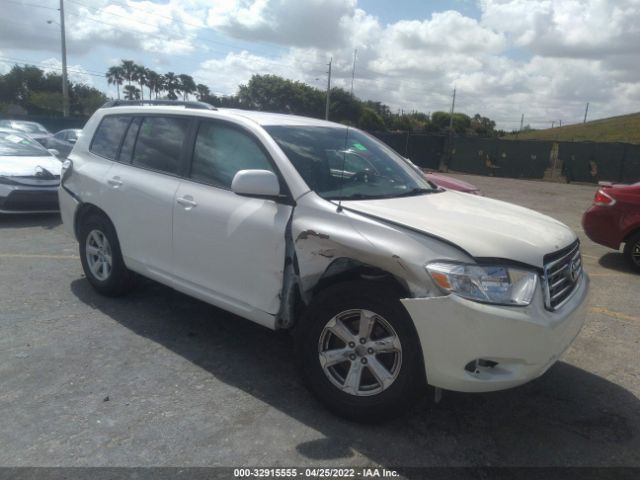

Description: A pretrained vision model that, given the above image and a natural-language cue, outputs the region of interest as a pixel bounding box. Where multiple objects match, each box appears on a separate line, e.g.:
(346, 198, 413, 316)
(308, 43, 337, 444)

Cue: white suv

(59, 101, 590, 421)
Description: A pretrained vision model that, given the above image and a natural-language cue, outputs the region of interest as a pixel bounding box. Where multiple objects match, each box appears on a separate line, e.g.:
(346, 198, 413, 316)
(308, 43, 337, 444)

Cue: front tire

(623, 231, 640, 273)
(79, 213, 134, 296)
(296, 281, 425, 422)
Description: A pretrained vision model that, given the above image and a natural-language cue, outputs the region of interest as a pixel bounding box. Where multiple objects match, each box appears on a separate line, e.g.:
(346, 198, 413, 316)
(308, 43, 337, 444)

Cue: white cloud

(2, 0, 640, 129)
(39, 58, 95, 86)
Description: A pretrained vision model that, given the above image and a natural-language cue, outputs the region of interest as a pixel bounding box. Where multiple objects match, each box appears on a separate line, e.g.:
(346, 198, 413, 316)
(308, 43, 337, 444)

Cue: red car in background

(582, 181, 640, 272)
(422, 170, 482, 195)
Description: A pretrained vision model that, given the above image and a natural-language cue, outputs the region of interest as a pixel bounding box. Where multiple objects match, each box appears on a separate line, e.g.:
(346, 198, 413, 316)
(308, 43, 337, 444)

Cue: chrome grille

(543, 240, 582, 311)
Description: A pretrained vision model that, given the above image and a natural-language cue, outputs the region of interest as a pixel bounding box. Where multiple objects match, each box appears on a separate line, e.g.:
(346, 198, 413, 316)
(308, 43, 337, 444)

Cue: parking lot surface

(1, 174, 639, 468)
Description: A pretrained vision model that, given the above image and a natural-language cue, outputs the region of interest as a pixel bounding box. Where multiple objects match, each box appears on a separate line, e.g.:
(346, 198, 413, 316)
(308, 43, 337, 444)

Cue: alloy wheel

(85, 229, 113, 281)
(318, 309, 402, 396)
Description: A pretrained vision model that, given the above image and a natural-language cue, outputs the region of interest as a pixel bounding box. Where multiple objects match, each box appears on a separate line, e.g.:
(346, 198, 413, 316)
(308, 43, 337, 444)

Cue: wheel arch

(73, 203, 114, 241)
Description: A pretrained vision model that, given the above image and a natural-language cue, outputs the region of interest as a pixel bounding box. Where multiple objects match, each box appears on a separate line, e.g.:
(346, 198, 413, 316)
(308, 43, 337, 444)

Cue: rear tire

(623, 231, 640, 273)
(296, 280, 425, 422)
(79, 213, 134, 296)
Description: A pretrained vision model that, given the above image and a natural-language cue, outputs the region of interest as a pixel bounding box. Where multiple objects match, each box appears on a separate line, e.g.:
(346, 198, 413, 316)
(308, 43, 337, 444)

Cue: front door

(172, 120, 292, 322)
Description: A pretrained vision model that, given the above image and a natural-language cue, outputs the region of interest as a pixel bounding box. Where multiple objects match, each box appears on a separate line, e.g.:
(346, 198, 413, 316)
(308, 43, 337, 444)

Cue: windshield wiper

(383, 187, 440, 198)
(327, 193, 389, 201)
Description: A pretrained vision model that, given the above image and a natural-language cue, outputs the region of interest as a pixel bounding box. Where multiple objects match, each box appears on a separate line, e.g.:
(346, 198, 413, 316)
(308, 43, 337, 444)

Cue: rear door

(100, 114, 192, 281)
(172, 119, 293, 322)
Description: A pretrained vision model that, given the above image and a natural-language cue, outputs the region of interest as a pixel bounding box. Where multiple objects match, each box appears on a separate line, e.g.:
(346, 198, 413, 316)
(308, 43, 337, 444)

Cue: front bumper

(401, 273, 590, 392)
(0, 183, 59, 214)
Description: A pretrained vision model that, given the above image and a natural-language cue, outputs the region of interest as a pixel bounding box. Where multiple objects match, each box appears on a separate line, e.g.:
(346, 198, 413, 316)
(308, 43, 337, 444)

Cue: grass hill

(505, 112, 640, 144)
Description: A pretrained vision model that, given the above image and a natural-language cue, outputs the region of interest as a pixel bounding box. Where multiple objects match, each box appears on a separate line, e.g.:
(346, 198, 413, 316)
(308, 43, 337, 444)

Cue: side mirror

(47, 148, 61, 157)
(231, 169, 280, 198)
(68, 138, 77, 144)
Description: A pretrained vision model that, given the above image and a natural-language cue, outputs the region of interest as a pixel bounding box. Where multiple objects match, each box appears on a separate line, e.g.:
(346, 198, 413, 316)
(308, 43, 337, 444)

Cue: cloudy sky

(1, 0, 639, 129)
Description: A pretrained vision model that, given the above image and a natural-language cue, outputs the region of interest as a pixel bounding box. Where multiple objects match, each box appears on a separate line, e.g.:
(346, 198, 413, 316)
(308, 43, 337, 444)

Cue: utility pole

(350, 49, 358, 97)
(443, 87, 456, 171)
(583, 102, 590, 123)
(552, 121, 555, 129)
(448, 88, 456, 132)
(519, 113, 524, 131)
(325, 57, 332, 120)
(59, 0, 69, 117)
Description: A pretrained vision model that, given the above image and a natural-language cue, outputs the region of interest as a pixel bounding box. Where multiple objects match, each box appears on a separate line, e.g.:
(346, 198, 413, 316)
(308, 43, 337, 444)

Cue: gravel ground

(0, 174, 639, 469)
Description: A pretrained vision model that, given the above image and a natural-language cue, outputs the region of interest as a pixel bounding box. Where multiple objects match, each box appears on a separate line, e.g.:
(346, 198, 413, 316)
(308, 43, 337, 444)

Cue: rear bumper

(582, 207, 622, 249)
(0, 183, 59, 214)
(401, 273, 590, 392)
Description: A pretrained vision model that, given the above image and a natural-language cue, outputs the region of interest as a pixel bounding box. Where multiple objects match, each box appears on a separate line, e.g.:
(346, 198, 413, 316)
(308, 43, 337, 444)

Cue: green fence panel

(560, 142, 625, 183)
(494, 140, 551, 179)
(371, 132, 409, 156)
(450, 137, 499, 175)
(406, 134, 444, 170)
(621, 145, 640, 184)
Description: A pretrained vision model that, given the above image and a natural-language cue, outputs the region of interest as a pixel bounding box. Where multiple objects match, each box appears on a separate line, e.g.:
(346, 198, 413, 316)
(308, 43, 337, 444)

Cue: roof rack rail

(101, 100, 217, 110)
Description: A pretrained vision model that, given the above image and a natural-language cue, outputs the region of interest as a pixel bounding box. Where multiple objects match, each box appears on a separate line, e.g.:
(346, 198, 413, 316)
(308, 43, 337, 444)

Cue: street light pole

(59, 0, 69, 117)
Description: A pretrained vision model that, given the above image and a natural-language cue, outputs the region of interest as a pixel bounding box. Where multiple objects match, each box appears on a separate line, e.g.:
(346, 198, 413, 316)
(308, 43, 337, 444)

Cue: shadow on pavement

(70, 278, 640, 470)
(0, 212, 61, 230)
(598, 252, 635, 274)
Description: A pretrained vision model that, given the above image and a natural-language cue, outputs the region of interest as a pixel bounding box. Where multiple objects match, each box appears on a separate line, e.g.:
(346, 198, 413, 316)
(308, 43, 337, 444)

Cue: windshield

(0, 132, 50, 157)
(265, 126, 437, 200)
(13, 122, 49, 134)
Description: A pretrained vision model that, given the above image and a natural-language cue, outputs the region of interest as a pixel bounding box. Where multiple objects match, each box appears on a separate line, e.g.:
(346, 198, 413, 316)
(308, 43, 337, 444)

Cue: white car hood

(0, 155, 61, 177)
(342, 191, 577, 268)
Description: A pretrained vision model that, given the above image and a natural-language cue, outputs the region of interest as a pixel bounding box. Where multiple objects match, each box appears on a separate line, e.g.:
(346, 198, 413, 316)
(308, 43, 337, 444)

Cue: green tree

(120, 60, 137, 86)
(163, 72, 180, 100)
(358, 108, 385, 131)
(106, 65, 124, 100)
(178, 74, 196, 101)
(123, 85, 140, 100)
(134, 64, 147, 100)
(145, 69, 162, 99)
(470, 113, 497, 137)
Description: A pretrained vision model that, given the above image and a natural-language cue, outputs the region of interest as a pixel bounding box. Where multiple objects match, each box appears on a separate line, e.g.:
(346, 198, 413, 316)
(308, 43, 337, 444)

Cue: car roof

(97, 105, 343, 128)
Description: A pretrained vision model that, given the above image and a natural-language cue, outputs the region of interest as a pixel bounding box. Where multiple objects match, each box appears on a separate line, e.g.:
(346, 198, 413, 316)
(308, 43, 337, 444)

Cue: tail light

(594, 189, 616, 206)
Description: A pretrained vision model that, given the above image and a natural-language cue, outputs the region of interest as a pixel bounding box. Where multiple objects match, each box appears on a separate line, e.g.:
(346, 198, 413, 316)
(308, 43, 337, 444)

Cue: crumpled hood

(342, 190, 577, 268)
(0, 155, 61, 177)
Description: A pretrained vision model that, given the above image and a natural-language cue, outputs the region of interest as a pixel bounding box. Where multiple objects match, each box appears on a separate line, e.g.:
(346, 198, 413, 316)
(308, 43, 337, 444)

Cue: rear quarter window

(90, 115, 131, 160)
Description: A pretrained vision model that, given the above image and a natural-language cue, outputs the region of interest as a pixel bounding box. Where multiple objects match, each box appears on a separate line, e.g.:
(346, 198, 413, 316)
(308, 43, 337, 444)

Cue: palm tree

(134, 64, 147, 101)
(123, 85, 141, 100)
(120, 60, 137, 86)
(196, 83, 210, 101)
(106, 65, 124, 99)
(163, 72, 180, 100)
(145, 69, 161, 99)
(178, 74, 196, 101)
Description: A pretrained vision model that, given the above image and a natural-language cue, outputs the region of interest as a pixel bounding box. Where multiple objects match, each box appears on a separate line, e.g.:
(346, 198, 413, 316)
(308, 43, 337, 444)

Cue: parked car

(59, 101, 589, 421)
(0, 119, 52, 145)
(47, 129, 83, 159)
(0, 129, 61, 214)
(423, 170, 481, 195)
(582, 181, 640, 272)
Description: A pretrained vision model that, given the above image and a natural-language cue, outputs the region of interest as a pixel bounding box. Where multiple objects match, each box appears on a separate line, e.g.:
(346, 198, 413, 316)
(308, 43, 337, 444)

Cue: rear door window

(190, 121, 274, 188)
(132, 116, 190, 175)
(90, 115, 131, 160)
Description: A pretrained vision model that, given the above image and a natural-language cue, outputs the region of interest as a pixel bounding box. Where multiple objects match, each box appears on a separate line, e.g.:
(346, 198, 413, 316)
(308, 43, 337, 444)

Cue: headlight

(426, 262, 538, 306)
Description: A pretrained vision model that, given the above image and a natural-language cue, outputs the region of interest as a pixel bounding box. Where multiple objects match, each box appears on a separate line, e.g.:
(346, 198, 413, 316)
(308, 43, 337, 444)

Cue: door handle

(108, 177, 123, 188)
(177, 196, 197, 208)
